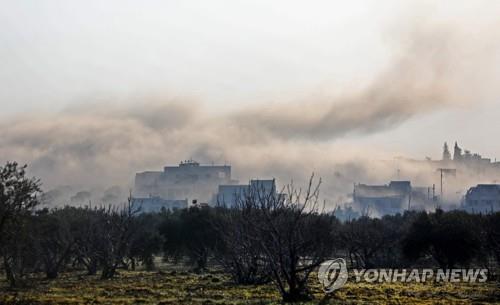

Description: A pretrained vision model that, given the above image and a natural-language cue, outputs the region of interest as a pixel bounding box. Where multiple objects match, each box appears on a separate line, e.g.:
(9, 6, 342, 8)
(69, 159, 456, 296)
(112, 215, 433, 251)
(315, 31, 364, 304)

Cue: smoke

(234, 26, 453, 140)
(1, 17, 499, 206)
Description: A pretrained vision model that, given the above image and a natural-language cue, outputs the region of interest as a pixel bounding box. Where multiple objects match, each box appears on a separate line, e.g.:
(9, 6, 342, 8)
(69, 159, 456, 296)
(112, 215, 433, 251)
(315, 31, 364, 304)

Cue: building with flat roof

(134, 159, 237, 205)
(354, 181, 433, 215)
(215, 179, 277, 207)
(465, 184, 500, 213)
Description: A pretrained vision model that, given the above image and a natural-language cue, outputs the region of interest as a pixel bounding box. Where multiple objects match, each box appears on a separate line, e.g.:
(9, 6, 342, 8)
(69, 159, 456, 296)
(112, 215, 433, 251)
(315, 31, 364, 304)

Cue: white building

(465, 184, 500, 213)
(215, 179, 277, 207)
(353, 181, 433, 215)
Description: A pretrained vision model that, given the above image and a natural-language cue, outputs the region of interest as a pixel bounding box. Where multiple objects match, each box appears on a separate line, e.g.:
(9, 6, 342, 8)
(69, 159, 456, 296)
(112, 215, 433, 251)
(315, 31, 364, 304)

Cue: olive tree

(225, 177, 337, 302)
(0, 162, 41, 287)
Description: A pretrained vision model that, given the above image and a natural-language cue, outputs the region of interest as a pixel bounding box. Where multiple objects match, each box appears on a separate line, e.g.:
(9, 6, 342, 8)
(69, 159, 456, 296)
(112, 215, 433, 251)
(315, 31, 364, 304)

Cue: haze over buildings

(0, 1, 500, 208)
(128, 140, 500, 214)
(350, 142, 500, 215)
(132, 159, 279, 210)
(134, 159, 235, 204)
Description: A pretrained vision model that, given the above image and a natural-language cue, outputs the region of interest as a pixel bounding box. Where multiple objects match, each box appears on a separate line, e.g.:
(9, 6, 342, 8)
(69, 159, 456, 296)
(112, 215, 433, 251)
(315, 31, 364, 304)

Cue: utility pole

(440, 169, 444, 198)
(433, 184, 438, 210)
(436, 168, 456, 205)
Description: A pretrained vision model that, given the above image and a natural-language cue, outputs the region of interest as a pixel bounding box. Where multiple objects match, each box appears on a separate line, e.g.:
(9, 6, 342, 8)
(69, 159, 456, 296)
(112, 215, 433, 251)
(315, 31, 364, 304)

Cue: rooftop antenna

(394, 156, 400, 180)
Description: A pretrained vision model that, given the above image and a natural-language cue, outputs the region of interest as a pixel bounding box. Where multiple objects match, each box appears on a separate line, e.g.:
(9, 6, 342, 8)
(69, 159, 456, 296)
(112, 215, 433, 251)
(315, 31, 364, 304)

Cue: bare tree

(72, 205, 102, 275)
(160, 206, 218, 272)
(33, 208, 76, 279)
(0, 162, 41, 287)
(484, 213, 500, 266)
(128, 213, 163, 271)
(212, 206, 271, 284)
(96, 197, 141, 279)
(230, 176, 336, 302)
(340, 216, 391, 268)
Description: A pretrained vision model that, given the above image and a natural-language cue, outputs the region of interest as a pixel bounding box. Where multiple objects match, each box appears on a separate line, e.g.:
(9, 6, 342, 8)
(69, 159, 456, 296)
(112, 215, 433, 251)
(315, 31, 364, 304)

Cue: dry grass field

(1, 270, 499, 305)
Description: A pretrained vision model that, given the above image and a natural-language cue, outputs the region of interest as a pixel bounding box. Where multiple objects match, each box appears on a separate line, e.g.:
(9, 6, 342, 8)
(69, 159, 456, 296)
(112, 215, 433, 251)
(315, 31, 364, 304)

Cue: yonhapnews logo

(318, 258, 488, 293)
(318, 258, 348, 293)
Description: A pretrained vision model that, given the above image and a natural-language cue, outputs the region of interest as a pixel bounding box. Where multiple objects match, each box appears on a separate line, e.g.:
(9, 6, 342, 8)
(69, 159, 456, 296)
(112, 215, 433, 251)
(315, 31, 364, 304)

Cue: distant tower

(453, 142, 462, 161)
(442, 142, 451, 161)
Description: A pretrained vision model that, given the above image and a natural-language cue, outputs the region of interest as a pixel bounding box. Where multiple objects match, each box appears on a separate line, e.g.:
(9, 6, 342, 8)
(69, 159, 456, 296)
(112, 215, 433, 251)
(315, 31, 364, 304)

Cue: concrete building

(134, 160, 237, 205)
(353, 181, 432, 215)
(392, 142, 500, 203)
(465, 184, 500, 213)
(215, 179, 277, 207)
(435, 142, 500, 184)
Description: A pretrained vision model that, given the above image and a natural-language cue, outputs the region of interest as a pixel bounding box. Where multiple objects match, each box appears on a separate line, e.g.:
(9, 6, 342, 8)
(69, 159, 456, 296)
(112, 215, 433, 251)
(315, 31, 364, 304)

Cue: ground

(0, 270, 499, 305)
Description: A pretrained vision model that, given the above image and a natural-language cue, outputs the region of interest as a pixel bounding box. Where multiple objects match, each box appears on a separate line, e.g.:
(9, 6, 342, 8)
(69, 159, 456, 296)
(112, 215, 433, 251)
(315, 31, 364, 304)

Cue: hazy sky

(1, 0, 397, 112)
(1, 0, 500, 189)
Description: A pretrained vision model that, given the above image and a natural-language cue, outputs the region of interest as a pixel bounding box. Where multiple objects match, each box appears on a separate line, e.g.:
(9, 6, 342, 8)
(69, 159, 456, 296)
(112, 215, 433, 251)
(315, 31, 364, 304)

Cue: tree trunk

(46, 267, 59, 279)
(282, 275, 311, 303)
(4, 257, 19, 288)
(87, 259, 98, 275)
(282, 287, 311, 303)
(101, 264, 116, 279)
(194, 254, 207, 273)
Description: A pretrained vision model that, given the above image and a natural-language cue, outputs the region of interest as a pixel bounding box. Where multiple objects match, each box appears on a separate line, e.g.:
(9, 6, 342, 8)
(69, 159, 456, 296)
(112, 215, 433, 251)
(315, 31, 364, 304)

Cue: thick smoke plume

(1, 19, 499, 206)
(235, 26, 453, 140)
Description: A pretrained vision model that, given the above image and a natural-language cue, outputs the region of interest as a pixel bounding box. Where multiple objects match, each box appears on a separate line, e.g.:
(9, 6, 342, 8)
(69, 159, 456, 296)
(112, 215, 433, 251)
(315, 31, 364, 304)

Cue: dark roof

(355, 181, 411, 198)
